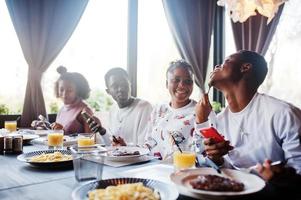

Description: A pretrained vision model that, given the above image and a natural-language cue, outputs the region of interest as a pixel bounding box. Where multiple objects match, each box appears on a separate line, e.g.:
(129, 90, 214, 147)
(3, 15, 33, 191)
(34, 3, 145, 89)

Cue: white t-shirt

(107, 98, 152, 146)
(145, 100, 197, 159)
(197, 93, 301, 173)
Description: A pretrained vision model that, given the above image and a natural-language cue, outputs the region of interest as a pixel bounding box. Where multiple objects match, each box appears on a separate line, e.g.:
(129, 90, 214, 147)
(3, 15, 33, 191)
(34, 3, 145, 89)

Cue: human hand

(203, 138, 233, 165)
(50, 122, 64, 130)
(254, 160, 284, 181)
(112, 136, 127, 146)
(196, 93, 212, 123)
(86, 116, 102, 133)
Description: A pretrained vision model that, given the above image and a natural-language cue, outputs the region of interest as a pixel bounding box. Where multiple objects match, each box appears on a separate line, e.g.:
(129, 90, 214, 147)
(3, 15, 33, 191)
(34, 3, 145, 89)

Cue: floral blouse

(144, 100, 197, 159)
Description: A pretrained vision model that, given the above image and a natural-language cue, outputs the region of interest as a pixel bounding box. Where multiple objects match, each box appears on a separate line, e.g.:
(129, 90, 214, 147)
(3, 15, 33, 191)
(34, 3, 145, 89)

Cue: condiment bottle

(12, 135, 23, 154)
(4, 136, 13, 153)
(0, 135, 4, 154)
(81, 111, 106, 136)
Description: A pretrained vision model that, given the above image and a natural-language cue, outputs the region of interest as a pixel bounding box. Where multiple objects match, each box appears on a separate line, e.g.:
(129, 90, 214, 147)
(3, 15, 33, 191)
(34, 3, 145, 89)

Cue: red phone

(200, 127, 225, 143)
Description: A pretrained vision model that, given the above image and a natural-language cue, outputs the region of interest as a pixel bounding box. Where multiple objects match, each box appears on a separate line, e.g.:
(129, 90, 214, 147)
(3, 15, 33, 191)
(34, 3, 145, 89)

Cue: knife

(205, 157, 222, 174)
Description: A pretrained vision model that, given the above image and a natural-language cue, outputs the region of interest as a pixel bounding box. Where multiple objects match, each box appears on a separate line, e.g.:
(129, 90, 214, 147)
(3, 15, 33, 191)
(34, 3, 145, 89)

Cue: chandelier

(217, 0, 288, 24)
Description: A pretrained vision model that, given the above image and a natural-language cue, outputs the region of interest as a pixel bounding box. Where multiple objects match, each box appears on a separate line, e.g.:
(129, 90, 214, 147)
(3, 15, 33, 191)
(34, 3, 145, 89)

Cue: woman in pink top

(53, 66, 93, 135)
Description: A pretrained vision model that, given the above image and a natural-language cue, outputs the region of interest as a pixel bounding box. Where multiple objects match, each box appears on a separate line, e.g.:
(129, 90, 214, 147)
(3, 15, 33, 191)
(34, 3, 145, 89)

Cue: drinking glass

(77, 133, 95, 147)
(173, 145, 196, 171)
(47, 130, 64, 149)
(71, 145, 106, 182)
(4, 121, 17, 133)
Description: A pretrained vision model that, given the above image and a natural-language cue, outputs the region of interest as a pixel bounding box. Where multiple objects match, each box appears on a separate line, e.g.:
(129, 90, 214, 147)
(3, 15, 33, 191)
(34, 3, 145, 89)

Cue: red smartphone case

(200, 127, 225, 143)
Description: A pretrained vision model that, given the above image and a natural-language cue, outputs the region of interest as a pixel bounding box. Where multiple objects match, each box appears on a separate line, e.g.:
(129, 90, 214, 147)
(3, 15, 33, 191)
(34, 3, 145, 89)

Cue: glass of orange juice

(77, 134, 95, 147)
(5, 121, 17, 133)
(173, 150, 196, 171)
(47, 130, 64, 149)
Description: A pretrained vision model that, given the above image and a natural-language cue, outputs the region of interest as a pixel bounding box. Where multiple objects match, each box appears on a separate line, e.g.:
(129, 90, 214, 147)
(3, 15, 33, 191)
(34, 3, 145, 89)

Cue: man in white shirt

(104, 68, 152, 146)
(195, 50, 301, 197)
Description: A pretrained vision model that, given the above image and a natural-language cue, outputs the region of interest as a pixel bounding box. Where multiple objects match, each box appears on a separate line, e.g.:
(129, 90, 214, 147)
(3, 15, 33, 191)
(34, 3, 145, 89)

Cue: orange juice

(48, 133, 64, 147)
(5, 121, 17, 132)
(78, 137, 95, 147)
(173, 151, 196, 170)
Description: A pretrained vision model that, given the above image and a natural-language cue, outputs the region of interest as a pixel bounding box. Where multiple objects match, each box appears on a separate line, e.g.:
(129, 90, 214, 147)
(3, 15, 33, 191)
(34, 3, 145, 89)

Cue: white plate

(31, 135, 78, 146)
(7, 131, 40, 144)
(72, 177, 178, 200)
(170, 167, 265, 199)
(17, 149, 73, 168)
(22, 134, 39, 144)
(105, 146, 149, 162)
(19, 129, 52, 136)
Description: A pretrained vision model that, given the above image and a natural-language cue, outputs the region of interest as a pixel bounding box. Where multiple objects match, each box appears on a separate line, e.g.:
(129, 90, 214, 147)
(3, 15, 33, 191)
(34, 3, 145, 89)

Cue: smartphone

(200, 127, 225, 143)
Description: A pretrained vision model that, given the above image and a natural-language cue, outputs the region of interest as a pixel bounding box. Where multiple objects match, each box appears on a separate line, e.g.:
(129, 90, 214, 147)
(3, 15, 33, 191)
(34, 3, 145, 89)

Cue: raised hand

(195, 93, 212, 123)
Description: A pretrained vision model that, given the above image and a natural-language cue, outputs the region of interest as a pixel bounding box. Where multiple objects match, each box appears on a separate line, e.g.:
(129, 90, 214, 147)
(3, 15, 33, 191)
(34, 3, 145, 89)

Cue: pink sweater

(56, 99, 92, 135)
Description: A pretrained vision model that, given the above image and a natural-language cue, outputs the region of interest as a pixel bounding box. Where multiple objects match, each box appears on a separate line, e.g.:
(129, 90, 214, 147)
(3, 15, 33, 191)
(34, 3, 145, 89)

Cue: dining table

(0, 143, 266, 200)
(0, 144, 195, 200)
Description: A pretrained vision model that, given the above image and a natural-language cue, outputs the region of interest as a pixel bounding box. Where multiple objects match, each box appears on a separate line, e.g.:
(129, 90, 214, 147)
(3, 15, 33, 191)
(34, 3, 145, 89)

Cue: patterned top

(144, 100, 197, 159)
(56, 99, 92, 135)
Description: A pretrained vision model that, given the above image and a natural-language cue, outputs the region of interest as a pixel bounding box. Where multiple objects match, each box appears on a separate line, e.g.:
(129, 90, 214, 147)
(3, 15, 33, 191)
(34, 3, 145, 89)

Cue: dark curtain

(231, 5, 284, 55)
(6, 0, 89, 127)
(162, 0, 216, 92)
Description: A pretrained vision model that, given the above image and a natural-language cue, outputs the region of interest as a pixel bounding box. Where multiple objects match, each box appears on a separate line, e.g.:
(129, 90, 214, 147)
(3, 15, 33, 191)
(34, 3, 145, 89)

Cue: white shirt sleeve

(274, 107, 301, 174)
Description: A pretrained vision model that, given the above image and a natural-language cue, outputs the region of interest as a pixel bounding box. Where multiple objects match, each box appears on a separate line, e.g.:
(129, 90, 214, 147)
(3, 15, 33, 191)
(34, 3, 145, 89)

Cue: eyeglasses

(169, 77, 193, 85)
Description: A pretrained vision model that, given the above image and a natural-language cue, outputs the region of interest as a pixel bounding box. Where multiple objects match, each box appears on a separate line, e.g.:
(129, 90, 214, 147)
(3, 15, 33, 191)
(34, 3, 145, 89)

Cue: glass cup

(77, 133, 95, 147)
(47, 130, 64, 149)
(4, 121, 17, 133)
(70, 145, 106, 182)
(173, 150, 196, 171)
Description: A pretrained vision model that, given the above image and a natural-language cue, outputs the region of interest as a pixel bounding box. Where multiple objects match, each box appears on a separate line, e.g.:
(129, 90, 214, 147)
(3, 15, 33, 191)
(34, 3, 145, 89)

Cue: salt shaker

(0, 135, 4, 154)
(13, 135, 23, 154)
(4, 136, 13, 153)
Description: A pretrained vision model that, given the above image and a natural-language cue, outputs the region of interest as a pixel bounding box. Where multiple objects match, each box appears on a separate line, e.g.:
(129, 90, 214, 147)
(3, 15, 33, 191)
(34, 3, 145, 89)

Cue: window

(41, 0, 128, 113)
(224, 2, 301, 109)
(0, 0, 128, 114)
(137, 0, 200, 104)
(260, 0, 301, 108)
(0, 1, 27, 114)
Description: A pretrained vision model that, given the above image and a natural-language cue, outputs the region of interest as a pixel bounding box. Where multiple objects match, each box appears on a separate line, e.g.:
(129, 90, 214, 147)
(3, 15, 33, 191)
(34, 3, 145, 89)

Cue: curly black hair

(104, 67, 129, 88)
(166, 59, 194, 79)
(237, 50, 268, 87)
(54, 66, 90, 99)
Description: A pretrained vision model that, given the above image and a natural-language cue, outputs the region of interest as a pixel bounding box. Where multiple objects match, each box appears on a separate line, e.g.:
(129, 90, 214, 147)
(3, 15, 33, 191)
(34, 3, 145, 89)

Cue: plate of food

(72, 177, 179, 200)
(104, 146, 150, 162)
(17, 149, 73, 168)
(170, 167, 265, 199)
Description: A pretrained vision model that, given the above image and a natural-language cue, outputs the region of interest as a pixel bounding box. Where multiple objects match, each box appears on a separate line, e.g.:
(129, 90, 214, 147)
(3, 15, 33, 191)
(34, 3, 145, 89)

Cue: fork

(232, 160, 283, 174)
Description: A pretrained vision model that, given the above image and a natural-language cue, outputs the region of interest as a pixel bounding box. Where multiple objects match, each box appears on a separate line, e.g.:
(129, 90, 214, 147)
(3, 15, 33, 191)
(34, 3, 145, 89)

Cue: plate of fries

(72, 177, 179, 200)
(17, 149, 73, 168)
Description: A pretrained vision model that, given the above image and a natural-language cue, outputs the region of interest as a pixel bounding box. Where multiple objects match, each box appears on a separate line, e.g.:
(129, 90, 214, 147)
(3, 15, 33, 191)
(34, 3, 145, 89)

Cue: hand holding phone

(200, 127, 225, 143)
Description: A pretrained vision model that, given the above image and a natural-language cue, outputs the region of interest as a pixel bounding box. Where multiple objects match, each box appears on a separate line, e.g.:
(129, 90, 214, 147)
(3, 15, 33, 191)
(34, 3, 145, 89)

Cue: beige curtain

(5, 0, 89, 127)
